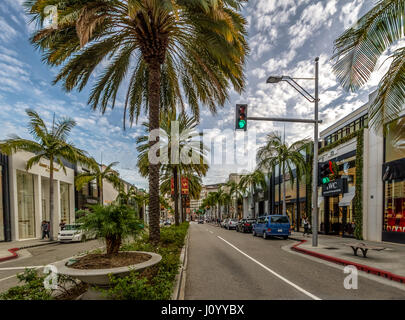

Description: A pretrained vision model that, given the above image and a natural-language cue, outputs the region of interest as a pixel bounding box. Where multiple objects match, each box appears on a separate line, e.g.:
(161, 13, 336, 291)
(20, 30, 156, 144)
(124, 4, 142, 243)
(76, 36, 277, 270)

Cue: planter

(53, 251, 162, 286)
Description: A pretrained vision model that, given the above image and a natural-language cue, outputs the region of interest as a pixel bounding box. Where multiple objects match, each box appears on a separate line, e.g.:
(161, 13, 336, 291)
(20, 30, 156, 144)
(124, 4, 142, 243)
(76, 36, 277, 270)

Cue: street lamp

(266, 57, 320, 247)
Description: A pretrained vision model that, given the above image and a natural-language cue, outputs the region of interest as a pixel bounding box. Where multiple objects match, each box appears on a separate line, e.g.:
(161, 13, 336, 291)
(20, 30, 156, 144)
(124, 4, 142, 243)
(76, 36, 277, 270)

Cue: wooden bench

(345, 243, 386, 258)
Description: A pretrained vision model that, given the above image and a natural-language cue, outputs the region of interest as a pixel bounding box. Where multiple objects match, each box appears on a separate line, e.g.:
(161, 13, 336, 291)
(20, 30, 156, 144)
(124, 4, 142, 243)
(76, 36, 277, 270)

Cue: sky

(0, 0, 399, 190)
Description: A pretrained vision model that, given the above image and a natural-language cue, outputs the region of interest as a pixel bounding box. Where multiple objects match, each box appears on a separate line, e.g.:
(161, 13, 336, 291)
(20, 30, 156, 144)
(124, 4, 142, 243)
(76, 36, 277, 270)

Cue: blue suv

(252, 215, 291, 240)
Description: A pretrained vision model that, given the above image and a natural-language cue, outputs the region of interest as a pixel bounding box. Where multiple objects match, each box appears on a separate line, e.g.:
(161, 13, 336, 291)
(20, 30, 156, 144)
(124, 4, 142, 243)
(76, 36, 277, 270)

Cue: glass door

(17, 171, 36, 239)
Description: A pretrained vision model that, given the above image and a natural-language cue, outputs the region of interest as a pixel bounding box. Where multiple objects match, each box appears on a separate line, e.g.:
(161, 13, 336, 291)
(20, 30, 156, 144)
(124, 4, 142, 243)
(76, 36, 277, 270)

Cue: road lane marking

(0, 266, 44, 271)
(209, 231, 214, 234)
(217, 236, 322, 300)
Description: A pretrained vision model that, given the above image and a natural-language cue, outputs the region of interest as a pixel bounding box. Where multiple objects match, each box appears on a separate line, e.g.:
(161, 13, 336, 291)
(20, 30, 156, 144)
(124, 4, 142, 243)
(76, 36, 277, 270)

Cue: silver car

(225, 219, 238, 230)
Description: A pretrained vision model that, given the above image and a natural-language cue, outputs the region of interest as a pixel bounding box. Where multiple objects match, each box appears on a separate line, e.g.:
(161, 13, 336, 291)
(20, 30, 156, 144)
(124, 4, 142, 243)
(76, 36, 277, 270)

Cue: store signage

(322, 178, 347, 196)
(181, 177, 189, 195)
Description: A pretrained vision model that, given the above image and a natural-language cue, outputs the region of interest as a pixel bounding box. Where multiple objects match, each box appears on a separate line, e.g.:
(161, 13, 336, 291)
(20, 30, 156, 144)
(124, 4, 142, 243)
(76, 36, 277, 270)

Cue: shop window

(384, 180, 405, 233)
(385, 116, 405, 163)
(17, 171, 36, 239)
(0, 166, 4, 241)
(60, 183, 70, 224)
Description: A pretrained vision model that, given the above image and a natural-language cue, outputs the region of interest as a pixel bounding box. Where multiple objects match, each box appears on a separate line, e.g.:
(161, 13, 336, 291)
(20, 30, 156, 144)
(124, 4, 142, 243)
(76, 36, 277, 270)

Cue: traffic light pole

(312, 57, 319, 247)
(245, 57, 321, 247)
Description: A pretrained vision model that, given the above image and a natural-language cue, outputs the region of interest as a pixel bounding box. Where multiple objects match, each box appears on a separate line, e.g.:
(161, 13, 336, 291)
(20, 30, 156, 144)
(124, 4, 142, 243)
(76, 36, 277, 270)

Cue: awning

(339, 191, 355, 207)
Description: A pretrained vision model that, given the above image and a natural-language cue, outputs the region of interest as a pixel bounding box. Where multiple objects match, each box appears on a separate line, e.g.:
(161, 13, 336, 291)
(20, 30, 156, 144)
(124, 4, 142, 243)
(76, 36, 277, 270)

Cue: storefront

(9, 151, 75, 240)
(382, 116, 405, 243)
(0, 154, 11, 242)
(319, 151, 356, 238)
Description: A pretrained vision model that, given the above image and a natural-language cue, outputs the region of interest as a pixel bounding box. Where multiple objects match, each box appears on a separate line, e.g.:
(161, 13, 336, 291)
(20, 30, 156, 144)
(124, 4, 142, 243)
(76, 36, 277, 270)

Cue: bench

(345, 243, 386, 258)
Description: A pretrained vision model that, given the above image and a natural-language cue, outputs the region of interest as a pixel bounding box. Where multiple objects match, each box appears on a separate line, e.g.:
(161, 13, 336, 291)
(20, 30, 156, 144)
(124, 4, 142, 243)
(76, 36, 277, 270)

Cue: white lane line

(217, 236, 322, 300)
(0, 266, 44, 271)
(209, 231, 214, 234)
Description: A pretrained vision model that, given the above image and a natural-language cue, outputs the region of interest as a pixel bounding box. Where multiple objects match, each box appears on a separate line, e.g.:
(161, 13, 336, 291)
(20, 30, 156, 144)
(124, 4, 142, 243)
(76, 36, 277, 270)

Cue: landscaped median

(0, 221, 190, 300)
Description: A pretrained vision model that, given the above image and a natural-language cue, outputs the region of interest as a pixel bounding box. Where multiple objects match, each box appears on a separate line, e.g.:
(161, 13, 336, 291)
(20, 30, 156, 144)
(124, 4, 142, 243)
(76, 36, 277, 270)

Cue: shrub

(0, 269, 52, 300)
(104, 222, 189, 300)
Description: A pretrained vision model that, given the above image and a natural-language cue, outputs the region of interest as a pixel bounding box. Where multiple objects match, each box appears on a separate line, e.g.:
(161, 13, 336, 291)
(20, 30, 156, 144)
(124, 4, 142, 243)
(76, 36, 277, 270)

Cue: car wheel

(263, 232, 267, 240)
(283, 236, 288, 240)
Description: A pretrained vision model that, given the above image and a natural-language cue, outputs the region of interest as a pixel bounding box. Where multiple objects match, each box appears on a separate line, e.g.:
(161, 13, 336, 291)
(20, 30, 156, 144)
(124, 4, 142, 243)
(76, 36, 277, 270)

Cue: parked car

(225, 219, 238, 230)
(221, 219, 229, 228)
(236, 218, 257, 233)
(252, 215, 291, 239)
(57, 224, 96, 242)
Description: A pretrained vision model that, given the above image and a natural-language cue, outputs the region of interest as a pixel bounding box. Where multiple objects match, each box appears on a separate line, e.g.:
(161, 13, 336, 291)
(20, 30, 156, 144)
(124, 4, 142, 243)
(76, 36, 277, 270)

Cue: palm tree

(239, 170, 267, 218)
(0, 109, 90, 240)
(256, 133, 308, 216)
(26, 0, 249, 244)
(332, 0, 405, 131)
(75, 160, 121, 205)
(226, 180, 244, 218)
(137, 110, 208, 225)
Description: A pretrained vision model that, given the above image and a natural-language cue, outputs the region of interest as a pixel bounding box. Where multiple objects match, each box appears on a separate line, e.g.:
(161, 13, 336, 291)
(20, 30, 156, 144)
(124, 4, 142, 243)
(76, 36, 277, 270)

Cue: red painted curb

(0, 248, 20, 263)
(292, 240, 405, 284)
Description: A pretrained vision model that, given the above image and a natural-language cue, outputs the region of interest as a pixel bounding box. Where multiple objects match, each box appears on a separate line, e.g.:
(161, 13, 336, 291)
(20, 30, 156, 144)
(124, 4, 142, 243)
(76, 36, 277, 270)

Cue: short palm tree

(78, 204, 143, 255)
(26, 0, 249, 244)
(239, 170, 267, 218)
(137, 110, 208, 225)
(75, 160, 121, 205)
(0, 109, 90, 240)
(256, 133, 308, 216)
(332, 0, 405, 131)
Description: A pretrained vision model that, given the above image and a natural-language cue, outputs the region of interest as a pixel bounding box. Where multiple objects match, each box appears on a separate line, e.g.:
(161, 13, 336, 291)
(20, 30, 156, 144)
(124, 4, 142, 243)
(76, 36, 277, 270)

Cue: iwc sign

(322, 179, 348, 197)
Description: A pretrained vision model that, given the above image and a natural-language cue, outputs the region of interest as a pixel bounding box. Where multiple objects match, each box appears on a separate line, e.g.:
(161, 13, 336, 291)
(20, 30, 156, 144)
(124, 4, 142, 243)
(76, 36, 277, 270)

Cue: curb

(0, 248, 20, 263)
(171, 230, 189, 300)
(0, 241, 58, 263)
(291, 239, 405, 284)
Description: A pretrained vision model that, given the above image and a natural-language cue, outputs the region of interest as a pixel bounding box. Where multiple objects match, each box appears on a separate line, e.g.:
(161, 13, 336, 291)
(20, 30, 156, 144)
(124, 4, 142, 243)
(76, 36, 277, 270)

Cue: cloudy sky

(0, 0, 396, 189)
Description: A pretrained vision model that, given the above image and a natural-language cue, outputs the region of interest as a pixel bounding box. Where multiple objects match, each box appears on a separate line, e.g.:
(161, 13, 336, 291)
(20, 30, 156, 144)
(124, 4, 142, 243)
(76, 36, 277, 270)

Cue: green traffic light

(322, 177, 330, 184)
(238, 119, 246, 128)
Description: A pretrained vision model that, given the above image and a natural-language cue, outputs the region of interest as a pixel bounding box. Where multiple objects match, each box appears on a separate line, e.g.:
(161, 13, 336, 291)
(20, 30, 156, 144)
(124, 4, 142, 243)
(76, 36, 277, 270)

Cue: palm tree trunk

(49, 157, 54, 241)
(283, 161, 286, 216)
(148, 63, 161, 245)
(98, 177, 103, 205)
(173, 167, 179, 226)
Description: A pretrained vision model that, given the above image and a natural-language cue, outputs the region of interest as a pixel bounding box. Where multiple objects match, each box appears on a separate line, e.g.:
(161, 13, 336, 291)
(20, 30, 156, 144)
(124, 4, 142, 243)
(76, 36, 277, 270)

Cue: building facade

(8, 151, 75, 241)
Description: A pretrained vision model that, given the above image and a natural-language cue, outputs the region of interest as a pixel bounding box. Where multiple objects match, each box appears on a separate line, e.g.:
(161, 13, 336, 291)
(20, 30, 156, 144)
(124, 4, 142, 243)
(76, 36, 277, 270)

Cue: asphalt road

(0, 239, 103, 294)
(185, 222, 405, 300)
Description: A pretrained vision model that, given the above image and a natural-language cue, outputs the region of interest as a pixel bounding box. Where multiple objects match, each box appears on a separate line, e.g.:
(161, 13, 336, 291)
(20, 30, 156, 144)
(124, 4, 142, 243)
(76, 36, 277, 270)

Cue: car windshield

(63, 225, 80, 231)
(271, 216, 290, 224)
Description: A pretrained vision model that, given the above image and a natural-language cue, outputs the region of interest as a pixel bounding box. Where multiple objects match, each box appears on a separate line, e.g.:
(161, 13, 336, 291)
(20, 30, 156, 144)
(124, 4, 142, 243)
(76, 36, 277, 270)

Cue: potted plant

(52, 204, 161, 299)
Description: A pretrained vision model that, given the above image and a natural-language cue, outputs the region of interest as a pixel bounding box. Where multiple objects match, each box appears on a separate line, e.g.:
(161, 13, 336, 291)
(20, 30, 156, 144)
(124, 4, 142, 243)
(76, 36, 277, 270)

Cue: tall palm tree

(332, 0, 405, 131)
(25, 0, 249, 244)
(75, 160, 121, 205)
(137, 110, 209, 225)
(239, 170, 267, 218)
(0, 109, 90, 240)
(226, 180, 244, 218)
(256, 133, 308, 216)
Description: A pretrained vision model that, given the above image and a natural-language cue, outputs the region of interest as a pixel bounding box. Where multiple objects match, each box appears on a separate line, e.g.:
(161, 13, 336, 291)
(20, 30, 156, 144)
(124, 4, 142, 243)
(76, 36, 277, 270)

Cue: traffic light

(235, 104, 248, 131)
(318, 160, 336, 185)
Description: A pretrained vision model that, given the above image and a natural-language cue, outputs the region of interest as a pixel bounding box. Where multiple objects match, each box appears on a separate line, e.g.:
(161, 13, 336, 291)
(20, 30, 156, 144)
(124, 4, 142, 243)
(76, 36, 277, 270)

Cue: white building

(8, 151, 75, 241)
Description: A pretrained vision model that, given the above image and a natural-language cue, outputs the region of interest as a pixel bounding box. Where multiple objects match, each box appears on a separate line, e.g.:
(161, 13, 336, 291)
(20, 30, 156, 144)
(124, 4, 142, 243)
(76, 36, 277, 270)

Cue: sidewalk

(0, 239, 58, 262)
(289, 232, 405, 283)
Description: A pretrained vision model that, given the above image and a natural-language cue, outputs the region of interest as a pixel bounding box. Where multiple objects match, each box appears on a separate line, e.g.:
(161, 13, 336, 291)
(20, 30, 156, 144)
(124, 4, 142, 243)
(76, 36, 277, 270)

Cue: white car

(57, 224, 96, 242)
